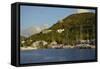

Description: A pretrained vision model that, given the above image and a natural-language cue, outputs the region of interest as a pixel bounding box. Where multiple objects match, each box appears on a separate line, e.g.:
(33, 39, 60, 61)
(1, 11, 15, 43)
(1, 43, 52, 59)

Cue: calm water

(20, 48, 95, 64)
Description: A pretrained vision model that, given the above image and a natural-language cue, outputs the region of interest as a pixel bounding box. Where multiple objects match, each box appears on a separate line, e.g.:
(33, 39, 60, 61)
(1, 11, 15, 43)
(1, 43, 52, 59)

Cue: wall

(0, 0, 99, 69)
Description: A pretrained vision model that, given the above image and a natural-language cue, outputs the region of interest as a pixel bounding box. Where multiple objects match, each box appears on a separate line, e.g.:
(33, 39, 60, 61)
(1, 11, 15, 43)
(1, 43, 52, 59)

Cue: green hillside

(49, 12, 95, 30)
(21, 12, 96, 47)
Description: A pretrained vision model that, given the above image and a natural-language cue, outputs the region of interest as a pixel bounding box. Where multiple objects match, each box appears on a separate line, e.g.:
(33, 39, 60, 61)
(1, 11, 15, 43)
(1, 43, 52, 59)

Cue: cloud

(77, 9, 91, 13)
(21, 24, 49, 37)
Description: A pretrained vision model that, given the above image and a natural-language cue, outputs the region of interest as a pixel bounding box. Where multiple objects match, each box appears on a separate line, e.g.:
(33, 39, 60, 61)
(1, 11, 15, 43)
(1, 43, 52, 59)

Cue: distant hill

(21, 26, 48, 37)
(21, 12, 96, 46)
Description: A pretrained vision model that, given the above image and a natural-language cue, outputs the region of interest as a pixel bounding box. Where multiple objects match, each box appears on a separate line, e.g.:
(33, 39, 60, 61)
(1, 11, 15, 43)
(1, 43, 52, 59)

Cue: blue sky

(20, 6, 78, 30)
(20, 5, 95, 36)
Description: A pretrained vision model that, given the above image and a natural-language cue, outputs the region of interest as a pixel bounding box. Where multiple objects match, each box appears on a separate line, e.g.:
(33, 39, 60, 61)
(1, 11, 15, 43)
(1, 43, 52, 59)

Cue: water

(20, 48, 95, 64)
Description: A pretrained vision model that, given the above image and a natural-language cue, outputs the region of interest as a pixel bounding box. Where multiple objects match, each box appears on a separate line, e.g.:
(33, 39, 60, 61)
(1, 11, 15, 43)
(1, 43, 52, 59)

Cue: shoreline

(20, 45, 95, 51)
(20, 47, 37, 51)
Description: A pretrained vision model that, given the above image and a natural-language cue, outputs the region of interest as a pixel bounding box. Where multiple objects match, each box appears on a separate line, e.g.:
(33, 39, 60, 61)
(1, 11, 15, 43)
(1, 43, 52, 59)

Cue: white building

(57, 29, 64, 33)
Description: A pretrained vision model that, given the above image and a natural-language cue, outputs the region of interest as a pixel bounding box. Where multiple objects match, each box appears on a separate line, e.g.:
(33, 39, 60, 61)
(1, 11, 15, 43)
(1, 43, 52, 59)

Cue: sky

(20, 5, 95, 37)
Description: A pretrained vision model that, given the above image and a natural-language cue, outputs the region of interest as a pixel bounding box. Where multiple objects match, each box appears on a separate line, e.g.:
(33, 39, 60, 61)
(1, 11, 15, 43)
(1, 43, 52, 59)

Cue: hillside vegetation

(21, 12, 96, 47)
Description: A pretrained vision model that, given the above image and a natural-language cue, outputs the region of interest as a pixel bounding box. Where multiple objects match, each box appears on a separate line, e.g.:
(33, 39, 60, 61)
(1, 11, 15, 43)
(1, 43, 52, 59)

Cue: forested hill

(49, 12, 95, 30)
(22, 12, 96, 46)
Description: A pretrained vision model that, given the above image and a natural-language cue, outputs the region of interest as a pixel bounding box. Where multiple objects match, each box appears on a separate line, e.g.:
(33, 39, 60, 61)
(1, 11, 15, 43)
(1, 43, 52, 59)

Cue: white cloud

(77, 9, 91, 13)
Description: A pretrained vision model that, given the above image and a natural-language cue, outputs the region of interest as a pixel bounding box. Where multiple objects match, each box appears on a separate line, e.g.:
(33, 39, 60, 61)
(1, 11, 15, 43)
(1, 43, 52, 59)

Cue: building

(57, 29, 64, 33)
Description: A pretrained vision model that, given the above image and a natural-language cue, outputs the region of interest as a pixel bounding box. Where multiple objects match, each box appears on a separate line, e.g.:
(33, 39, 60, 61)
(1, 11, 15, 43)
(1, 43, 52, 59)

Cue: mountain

(49, 12, 95, 30)
(21, 26, 48, 37)
(21, 12, 96, 46)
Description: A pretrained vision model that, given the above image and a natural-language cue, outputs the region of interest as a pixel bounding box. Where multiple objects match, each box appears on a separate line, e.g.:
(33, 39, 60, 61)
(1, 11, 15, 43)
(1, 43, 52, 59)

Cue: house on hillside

(57, 29, 64, 33)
